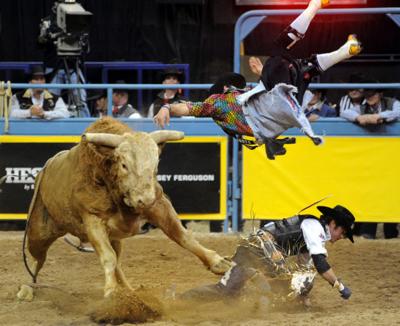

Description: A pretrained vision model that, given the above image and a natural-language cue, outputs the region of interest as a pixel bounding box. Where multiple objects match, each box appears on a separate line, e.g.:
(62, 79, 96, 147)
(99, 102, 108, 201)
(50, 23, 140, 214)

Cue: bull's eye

(122, 163, 128, 171)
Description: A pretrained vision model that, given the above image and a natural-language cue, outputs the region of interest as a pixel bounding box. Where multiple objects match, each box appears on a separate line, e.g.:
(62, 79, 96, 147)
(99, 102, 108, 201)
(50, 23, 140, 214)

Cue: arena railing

(231, 7, 400, 232)
(2, 82, 400, 231)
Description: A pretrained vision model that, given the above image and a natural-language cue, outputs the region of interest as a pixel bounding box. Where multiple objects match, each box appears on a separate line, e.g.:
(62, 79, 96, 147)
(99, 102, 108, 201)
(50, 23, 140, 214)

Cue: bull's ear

(82, 133, 124, 148)
(150, 130, 184, 144)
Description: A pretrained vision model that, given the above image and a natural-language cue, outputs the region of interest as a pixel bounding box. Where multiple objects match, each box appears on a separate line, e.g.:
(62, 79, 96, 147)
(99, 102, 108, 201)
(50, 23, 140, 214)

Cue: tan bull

(23, 117, 231, 298)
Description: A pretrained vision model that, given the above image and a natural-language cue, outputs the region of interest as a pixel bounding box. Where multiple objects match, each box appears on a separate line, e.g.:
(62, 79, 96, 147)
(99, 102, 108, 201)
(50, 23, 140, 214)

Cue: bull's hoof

(91, 287, 162, 324)
(210, 257, 233, 275)
(16, 284, 34, 302)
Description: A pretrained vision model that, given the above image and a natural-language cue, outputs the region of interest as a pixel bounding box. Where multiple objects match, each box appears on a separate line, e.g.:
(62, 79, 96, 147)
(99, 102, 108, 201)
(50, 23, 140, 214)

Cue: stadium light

(235, 0, 367, 5)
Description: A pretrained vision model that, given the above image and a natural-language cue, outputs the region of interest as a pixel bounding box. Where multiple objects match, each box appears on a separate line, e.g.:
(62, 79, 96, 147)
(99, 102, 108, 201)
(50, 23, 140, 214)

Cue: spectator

(112, 81, 142, 118)
(355, 82, 400, 125)
(10, 65, 69, 120)
(88, 90, 108, 117)
(303, 89, 336, 121)
(147, 68, 187, 118)
(339, 73, 366, 121)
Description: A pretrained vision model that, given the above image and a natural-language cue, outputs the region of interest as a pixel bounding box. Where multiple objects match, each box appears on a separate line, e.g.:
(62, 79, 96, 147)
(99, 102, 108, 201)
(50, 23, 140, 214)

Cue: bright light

(236, 0, 367, 5)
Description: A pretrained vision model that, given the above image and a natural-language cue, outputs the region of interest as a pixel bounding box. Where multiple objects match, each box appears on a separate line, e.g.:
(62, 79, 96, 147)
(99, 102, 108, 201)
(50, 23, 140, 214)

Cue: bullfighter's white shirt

(300, 218, 331, 256)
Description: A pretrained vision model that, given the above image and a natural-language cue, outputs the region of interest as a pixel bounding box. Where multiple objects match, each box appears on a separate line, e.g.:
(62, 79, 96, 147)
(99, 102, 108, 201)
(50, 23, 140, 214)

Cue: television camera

(38, 0, 93, 57)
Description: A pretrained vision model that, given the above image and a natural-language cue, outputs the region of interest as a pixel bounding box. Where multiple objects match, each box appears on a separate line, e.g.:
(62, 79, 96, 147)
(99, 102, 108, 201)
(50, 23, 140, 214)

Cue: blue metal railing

(0, 61, 190, 110)
(10, 83, 213, 117)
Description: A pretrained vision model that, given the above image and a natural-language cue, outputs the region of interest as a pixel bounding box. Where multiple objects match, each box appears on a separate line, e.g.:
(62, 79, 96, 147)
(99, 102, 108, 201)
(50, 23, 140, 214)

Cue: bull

(22, 117, 231, 298)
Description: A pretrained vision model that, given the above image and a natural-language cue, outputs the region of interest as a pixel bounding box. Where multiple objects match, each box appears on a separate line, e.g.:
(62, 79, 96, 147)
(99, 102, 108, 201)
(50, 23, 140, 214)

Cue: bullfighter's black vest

(15, 89, 59, 111)
(262, 214, 324, 256)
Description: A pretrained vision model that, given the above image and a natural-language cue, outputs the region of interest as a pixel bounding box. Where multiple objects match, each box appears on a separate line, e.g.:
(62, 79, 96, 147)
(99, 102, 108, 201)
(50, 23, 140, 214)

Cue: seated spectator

(112, 81, 142, 118)
(303, 89, 336, 121)
(88, 89, 108, 117)
(10, 65, 69, 120)
(147, 68, 187, 118)
(355, 82, 400, 125)
(338, 73, 366, 121)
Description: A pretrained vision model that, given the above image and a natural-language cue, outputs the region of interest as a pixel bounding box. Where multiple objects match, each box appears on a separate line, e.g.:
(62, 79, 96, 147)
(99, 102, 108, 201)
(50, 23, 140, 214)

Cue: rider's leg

(276, 0, 330, 50)
(315, 34, 362, 71)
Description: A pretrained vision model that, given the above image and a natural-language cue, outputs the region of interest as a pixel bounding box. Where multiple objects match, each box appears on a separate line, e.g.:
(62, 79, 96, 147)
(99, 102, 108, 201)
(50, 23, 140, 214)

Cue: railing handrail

(8, 82, 400, 90)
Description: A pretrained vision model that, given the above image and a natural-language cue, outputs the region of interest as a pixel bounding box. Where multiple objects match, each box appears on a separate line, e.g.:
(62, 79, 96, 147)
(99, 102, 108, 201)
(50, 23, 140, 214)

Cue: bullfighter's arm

(312, 254, 351, 300)
(153, 103, 190, 128)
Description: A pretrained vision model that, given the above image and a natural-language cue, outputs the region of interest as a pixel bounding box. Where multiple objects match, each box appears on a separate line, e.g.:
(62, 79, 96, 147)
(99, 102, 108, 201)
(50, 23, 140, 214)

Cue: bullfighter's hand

(30, 105, 44, 118)
(340, 285, 352, 299)
(333, 279, 352, 300)
(154, 107, 170, 129)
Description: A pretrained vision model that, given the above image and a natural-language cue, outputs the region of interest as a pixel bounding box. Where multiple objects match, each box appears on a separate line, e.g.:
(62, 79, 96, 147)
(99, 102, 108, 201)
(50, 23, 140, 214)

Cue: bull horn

(82, 133, 124, 148)
(150, 130, 184, 144)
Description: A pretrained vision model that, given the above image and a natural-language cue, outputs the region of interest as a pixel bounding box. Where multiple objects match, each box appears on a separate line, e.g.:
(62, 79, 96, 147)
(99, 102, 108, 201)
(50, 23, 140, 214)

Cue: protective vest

(361, 97, 397, 114)
(15, 89, 59, 112)
(262, 214, 322, 256)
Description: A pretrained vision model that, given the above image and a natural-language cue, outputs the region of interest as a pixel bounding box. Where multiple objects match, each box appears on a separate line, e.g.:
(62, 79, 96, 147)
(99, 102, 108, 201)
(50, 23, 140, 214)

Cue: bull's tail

(22, 169, 45, 283)
(22, 151, 66, 283)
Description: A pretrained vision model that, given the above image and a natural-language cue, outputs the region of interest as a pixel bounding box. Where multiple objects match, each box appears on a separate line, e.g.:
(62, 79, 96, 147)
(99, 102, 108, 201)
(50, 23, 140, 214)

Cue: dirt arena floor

(1, 222, 399, 326)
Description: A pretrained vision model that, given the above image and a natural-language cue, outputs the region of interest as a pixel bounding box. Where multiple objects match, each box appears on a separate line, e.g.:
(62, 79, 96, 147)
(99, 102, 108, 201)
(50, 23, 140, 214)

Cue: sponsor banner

(243, 137, 400, 223)
(0, 136, 227, 220)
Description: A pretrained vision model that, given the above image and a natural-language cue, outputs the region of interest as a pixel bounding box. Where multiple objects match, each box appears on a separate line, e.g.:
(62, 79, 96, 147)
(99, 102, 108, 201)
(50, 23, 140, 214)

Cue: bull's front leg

(146, 195, 232, 275)
(82, 214, 120, 297)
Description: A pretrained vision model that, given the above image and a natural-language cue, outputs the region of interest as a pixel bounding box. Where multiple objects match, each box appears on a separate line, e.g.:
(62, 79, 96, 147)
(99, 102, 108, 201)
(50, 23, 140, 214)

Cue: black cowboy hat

(317, 205, 355, 243)
(362, 78, 383, 98)
(28, 65, 46, 80)
(161, 68, 184, 83)
(113, 80, 129, 94)
(209, 72, 246, 95)
(87, 89, 107, 101)
(347, 72, 368, 84)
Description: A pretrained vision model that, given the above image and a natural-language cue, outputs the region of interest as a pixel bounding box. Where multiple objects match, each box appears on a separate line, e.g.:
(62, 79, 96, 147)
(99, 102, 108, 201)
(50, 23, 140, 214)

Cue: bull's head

(82, 130, 184, 209)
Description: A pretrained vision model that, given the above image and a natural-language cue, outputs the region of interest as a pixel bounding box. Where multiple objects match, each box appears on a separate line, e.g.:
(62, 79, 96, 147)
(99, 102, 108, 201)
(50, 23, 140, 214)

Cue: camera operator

(38, 0, 92, 117)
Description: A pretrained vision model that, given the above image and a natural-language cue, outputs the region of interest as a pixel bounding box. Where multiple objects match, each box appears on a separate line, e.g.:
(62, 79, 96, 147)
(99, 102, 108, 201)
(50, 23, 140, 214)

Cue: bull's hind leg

(83, 214, 121, 297)
(26, 193, 63, 282)
(146, 195, 232, 275)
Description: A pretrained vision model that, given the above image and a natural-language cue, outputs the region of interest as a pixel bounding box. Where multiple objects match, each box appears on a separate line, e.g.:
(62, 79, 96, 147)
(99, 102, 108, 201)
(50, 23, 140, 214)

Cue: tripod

(50, 56, 88, 117)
